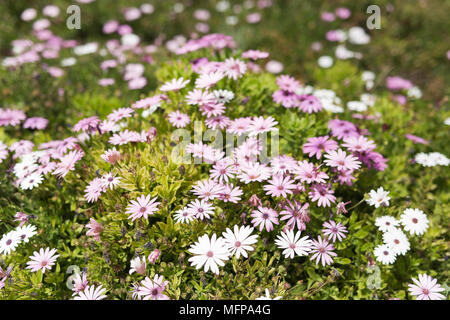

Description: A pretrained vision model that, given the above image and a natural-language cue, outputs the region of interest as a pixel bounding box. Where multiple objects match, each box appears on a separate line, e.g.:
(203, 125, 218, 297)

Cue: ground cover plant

(0, 0, 448, 300)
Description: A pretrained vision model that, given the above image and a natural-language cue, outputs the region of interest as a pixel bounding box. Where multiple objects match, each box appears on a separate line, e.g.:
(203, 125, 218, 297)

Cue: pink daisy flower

(86, 218, 102, 241)
(168, 111, 190, 128)
(263, 173, 297, 198)
(107, 107, 134, 122)
(195, 71, 224, 89)
(205, 115, 231, 130)
(273, 89, 300, 108)
(328, 119, 359, 140)
(26, 247, 59, 273)
(185, 89, 215, 106)
(276, 75, 301, 92)
(322, 220, 348, 242)
(210, 158, 237, 183)
(242, 49, 269, 60)
(335, 169, 356, 186)
(309, 236, 337, 266)
(23, 117, 48, 130)
(342, 136, 376, 152)
(251, 206, 279, 232)
(218, 184, 243, 203)
(52, 150, 84, 178)
(247, 116, 278, 136)
(71, 272, 88, 294)
(187, 199, 215, 220)
(56, 137, 79, 154)
(14, 212, 30, 227)
(126, 195, 160, 221)
(404, 134, 429, 145)
(294, 160, 329, 184)
(0, 109, 26, 127)
(220, 57, 247, 80)
(302, 136, 338, 159)
(309, 184, 336, 207)
(324, 149, 361, 171)
(408, 274, 446, 300)
(73, 116, 100, 133)
(199, 102, 226, 117)
(280, 200, 310, 231)
(336, 201, 351, 215)
(84, 177, 107, 203)
(237, 162, 272, 184)
(160, 77, 189, 92)
(270, 155, 298, 174)
(191, 179, 225, 201)
(227, 117, 252, 136)
(109, 130, 143, 145)
(132, 94, 167, 109)
(137, 275, 170, 300)
(10, 140, 34, 158)
(101, 148, 121, 165)
(298, 95, 323, 113)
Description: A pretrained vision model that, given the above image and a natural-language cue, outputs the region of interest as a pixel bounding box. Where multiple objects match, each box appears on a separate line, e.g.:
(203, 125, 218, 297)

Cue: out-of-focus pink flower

(23, 117, 48, 130)
(405, 134, 429, 145)
(14, 212, 30, 227)
(335, 7, 351, 19)
(86, 218, 102, 241)
(128, 77, 147, 90)
(386, 76, 413, 90)
(321, 12, 335, 22)
(148, 249, 160, 264)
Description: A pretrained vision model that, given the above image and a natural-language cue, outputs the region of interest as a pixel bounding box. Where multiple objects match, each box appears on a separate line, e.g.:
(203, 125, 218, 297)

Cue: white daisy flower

(188, 234, 230, 274)
(375, 216, 400, 232)
(13, 224, 37, 243)
(173, 207, 196, 224)
(222, 225, 258, 259)
(400, 208, 429, 236)
(414, 152, 450, 167)
(73, 285, 107, 300)
(366, 187, 390, 208)
(347, 101, 367, 112)
(318, 56, 333, 68)
(275, 230, 312, 259)
(255, 288, 282, 300)
(20, 172, 44, 190)
(186, 199, 215, 220)
(383, 228, 410, 255)
(0, 232, 21, 255)
(101, 172, 121, 190)
(374, 244, 397, 265)
(212, 89, 234, 104)
(129, 256, 146, 275)
(13, 162, 38, 179)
